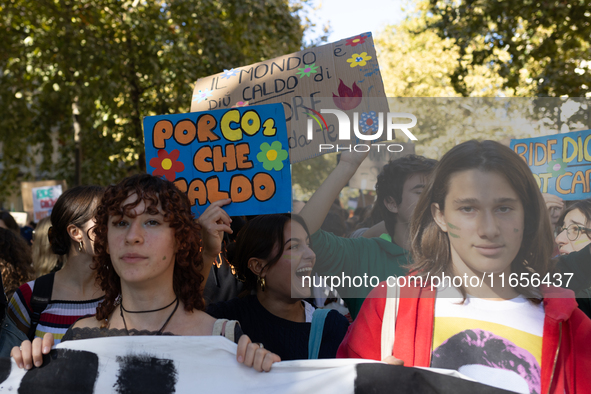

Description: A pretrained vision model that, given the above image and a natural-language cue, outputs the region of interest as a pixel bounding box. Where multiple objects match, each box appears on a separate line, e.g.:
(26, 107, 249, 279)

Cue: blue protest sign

(143, 103, 291, 216)
(510, 129, 591, 200)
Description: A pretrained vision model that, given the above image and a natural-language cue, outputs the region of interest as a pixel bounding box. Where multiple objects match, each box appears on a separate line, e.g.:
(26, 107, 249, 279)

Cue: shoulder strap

(212, 319, 243, 344)
(381, 282, 399, 361)
(27, 273, 55, 340)
(0, 274, 7, 323)
(308, 308, 330, 359)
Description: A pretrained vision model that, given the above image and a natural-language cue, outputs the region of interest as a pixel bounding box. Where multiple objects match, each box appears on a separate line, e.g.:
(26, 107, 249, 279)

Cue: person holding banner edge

(299, 144, 591, 322)
(338, 140, 591, 394)
(10, 174, 280, 372)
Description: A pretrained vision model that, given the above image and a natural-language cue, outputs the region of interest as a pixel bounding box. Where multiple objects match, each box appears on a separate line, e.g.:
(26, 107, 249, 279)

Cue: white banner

(0, 336, 507, 394)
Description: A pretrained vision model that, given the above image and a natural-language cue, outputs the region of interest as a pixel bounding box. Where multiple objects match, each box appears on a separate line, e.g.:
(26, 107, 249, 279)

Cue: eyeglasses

(555, 224, 591, 241)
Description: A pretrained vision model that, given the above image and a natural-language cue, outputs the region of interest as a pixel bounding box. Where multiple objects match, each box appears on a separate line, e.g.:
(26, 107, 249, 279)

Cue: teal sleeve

(311, 229, 409, 277)
(310, 229, 409, 302)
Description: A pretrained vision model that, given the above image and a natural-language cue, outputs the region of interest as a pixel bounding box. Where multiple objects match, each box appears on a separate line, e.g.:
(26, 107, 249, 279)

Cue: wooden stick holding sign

(143, 103, 291, 216)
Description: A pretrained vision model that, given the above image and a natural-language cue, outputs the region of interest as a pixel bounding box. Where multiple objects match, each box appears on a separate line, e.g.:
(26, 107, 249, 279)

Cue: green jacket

(311, 230, 409, 319)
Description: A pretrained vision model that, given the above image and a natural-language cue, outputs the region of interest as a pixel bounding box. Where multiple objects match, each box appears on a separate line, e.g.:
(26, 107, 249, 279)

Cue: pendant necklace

(120, 297, 179, 335)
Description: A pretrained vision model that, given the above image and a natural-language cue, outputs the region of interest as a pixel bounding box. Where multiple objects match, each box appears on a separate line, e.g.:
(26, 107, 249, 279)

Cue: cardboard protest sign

(20, 180, 67, 216)
(143, 103, 291, 217)
(31, 184, 63, 222)
(511, 129, 591, 200)
(191, 33, 389, 163)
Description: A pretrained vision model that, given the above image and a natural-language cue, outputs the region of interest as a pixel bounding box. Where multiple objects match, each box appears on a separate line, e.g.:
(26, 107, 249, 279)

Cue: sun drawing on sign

(257, 141, 288, 171)
(296, 63, 319, 78)
(149, 149, 185, 182)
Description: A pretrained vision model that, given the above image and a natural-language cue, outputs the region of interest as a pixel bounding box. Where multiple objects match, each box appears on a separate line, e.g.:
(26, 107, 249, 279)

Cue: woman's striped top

(7, 280, 103, 346)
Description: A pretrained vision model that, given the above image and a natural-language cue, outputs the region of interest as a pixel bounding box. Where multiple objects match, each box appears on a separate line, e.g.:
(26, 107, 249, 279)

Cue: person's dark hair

(556, 198, 591, 229)
(321, 210, 347, 237)
(0, 227, 33, 297)
(409, 140, 553, 300)
(49, 186, 104, 256)
(93, 174, 204, 320)
(0, 211, 20, 236)
(229, 214, 310, 293)
(374, 155, 438, 238)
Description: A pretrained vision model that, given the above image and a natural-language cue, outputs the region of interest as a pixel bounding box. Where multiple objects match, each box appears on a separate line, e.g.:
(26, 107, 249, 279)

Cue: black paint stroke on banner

(354, 363, 515, 394)
(114, 354, 178, 394)
(18, 349, 99, 394)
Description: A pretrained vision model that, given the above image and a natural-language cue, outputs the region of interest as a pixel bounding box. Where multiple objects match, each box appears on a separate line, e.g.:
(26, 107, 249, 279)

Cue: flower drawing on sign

(359, 111, 379, 133)
(547, 158, 568, 178)
(192, 89, 213, 103)
(296, 63, 319, 78)
(345, 35, 367, 47)
(257, 141, 288, 171)
(232, 101, 249, 108)
(149, 149, 185, 182)
(332, 79, 363, 111)
(221, 68, 239, 79)
(346, 52, 372, 68)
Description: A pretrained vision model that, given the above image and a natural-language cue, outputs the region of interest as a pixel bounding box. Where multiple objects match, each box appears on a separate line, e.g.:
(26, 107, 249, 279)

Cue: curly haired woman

(12, 174, 279, 372)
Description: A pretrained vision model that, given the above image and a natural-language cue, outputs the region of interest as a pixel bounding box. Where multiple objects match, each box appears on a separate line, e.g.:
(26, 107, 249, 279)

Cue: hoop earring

(257, 276, 266, 292)
(78, 241, 84, 252)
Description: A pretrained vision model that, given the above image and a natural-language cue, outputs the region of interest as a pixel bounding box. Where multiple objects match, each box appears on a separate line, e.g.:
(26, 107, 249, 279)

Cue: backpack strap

(380, 282, 399, 361)
(212, 319, 243, 344)
(27, 273, 55, 341)
(308, 308, 330, 359)
(0, 274, 8, 323)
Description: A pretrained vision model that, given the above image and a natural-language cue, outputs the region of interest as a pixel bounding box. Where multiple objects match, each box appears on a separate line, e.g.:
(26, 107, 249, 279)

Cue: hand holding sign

(198, 198, 233, 262)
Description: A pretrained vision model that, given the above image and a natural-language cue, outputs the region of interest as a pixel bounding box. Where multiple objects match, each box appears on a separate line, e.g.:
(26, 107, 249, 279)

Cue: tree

(375, 2, 513, 98)
(0, 0, 308, 200)
(426, 0, 591, 97)
(292, 154, 337, 200)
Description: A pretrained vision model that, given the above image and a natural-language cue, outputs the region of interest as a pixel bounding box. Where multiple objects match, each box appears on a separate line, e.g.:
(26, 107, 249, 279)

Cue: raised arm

(197, 199, 233, 292)
(300, 150, 369, 234)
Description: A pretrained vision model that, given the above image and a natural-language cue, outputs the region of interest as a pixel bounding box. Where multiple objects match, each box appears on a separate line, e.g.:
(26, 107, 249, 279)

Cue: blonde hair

(32, 217, 62, 277)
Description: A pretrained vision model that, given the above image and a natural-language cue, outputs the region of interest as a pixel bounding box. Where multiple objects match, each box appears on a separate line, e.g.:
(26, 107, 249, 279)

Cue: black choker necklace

(120, 297, 179, 336)
(121, 297, 178, 314)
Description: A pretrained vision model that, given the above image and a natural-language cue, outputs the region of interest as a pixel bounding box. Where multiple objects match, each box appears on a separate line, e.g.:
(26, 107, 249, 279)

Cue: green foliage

(292, 154, 337, 200)
(373, 2, 590, 162)
(0, 0, 308, 200)
(426, 0, 591, 97)
(376, 2, 514, 98)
